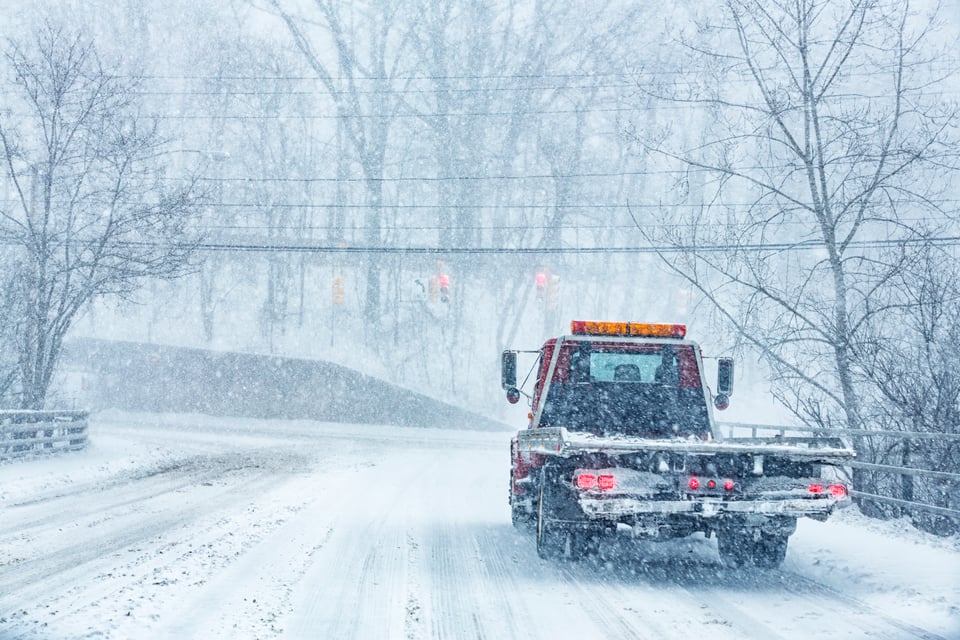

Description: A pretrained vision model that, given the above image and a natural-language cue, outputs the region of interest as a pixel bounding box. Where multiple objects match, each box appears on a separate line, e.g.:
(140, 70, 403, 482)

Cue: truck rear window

(587, 352, 663, 383)
(539, 341, 710, 438)
(551, 341, 702, 388)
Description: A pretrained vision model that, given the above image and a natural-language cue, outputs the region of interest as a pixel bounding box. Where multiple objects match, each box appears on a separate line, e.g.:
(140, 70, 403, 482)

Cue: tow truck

(503, 321, 854, 567)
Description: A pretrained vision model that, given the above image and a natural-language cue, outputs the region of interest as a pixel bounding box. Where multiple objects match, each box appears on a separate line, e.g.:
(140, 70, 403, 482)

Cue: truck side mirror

(716, 357, 734, 410)
(501, 350, 517, 390)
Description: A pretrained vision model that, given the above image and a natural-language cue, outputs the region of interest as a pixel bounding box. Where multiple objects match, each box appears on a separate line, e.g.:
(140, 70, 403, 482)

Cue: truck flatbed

(517, 427, 856, 463)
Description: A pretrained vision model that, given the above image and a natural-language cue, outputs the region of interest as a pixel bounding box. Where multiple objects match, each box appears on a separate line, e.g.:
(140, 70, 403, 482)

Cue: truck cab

(505, 321, 732, 431)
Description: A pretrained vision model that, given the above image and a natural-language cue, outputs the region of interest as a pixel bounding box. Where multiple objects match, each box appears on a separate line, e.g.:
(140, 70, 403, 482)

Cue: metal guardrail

(0, 410, 89, 461)
(718, 421, 960, 520)
(718, 421, 960, 441)
(848, 490, 960, 519)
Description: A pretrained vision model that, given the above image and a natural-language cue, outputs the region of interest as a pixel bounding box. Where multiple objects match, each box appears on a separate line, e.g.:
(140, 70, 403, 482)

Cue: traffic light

(332, 275, 345, 305)
(535, 270, 547, 300)
(439, 273, 450, 303)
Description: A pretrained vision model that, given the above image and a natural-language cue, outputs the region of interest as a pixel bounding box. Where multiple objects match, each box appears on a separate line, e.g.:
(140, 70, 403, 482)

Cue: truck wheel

(750, 532, 789, 569)
(511, 498, 535, 532)
(536, 475, 572, 560)
(511, 501, 531, 529)
(510, 471, 535, 531)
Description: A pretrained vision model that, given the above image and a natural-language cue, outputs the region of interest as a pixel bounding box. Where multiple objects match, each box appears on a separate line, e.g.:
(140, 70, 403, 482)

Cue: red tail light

(576, 472, 616, 491)
(707, 479, 717, 489)
(724, 480, 735, 491)
(828, 484, 847, 499)
(808, 483, 825, 494)
(576, 473, 597, 490)
(688, 477, 700, 490)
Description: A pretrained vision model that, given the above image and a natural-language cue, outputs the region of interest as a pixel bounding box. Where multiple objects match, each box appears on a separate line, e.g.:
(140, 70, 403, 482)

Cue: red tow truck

(503, 321, 854, 567)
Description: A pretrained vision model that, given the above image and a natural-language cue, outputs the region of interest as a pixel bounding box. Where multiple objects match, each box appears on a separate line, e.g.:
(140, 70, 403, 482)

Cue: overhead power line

(187, 168, 960, 184)
(4, 89, 935, 122)
(191, 235, 960, 254)
(13, 97, 924, 121)
(131, 67, 960, 83)
(132, 82, 637, 96)
(133, 199, 960, 210)
(0, 235, 948, 256)
(5, 196, 958, 211)
(44, 106, 674, 120)
(130, 85, 951, 99)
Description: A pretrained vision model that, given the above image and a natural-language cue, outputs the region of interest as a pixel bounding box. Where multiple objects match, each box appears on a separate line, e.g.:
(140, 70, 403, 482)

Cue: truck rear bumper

(579, 496, 849, 519)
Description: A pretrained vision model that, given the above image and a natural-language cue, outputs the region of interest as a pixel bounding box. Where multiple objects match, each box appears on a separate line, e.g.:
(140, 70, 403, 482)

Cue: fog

(1, 0, 958, 545)
(1, 3, 959, 638)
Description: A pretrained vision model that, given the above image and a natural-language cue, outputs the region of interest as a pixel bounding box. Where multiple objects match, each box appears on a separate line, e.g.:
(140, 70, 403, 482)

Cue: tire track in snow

(423, 526, 534, 640)
(0, 458, 264, 541)
(777, 570, 952, 640)
(547, 538, 785, 640)
(615, 547, 791, 640)
(403, 534, 425, 640)
(426, 529, 474, 640)
(637, 552, 949, 640)
(0, 471, 279, 607)
(672, 577, 789, 640)
(416, 458, 532, 640)
(553, 559, 660, 640)
(418, 446, 661, 640)
(326, 526, 406, 639)
(691, 565, 945, 640)
(284, 454, 436, 639)
(151, 498, 338, 639)
(465, 529, 528, 638)
(571, 536, 947, 640)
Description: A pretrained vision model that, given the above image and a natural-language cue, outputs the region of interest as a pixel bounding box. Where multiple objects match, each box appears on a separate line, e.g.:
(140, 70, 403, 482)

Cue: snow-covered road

(1, 413, 957, 639)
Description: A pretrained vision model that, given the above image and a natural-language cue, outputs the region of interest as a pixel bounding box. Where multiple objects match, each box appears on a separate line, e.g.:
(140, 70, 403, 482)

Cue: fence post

(902, 438, 914, 509)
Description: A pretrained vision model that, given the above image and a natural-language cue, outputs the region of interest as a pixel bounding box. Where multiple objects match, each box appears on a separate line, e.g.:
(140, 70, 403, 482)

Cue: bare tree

(635, 0, 957, 454)
(0, 25, 199, 409)
(270, 0, 419, 334)
(856, 245, 960, 532)
(0, 252, 20, 405)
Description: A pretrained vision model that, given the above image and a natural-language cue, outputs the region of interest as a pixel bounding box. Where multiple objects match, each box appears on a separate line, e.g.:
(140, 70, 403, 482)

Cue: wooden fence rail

(0, 410, 89, 461)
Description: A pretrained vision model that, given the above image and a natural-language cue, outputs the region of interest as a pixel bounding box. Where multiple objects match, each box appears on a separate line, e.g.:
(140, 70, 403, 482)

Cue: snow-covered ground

(0, 412, 957, 639)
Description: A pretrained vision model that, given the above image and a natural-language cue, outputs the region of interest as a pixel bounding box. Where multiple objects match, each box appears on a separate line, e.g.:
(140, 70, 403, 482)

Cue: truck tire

(510, 477, 535, 532)
(512, 501, 534, 530)
(536, 479, 569, 559)
(536, 466, 579, 560)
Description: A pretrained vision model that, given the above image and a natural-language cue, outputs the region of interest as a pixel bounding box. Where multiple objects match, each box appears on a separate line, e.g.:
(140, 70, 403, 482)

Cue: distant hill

(63, 338, 509, 431)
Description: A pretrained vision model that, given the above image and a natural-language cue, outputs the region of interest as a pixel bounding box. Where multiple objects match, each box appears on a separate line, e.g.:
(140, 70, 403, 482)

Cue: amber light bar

(570, 320, 687, 338)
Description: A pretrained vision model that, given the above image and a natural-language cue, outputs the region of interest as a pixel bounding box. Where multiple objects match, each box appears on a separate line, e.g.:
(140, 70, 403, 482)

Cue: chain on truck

(502, 320, 855, 568)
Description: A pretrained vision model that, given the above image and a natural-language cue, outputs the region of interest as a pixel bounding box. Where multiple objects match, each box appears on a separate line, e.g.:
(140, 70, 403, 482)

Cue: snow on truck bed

(0, 412, 957, 640)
